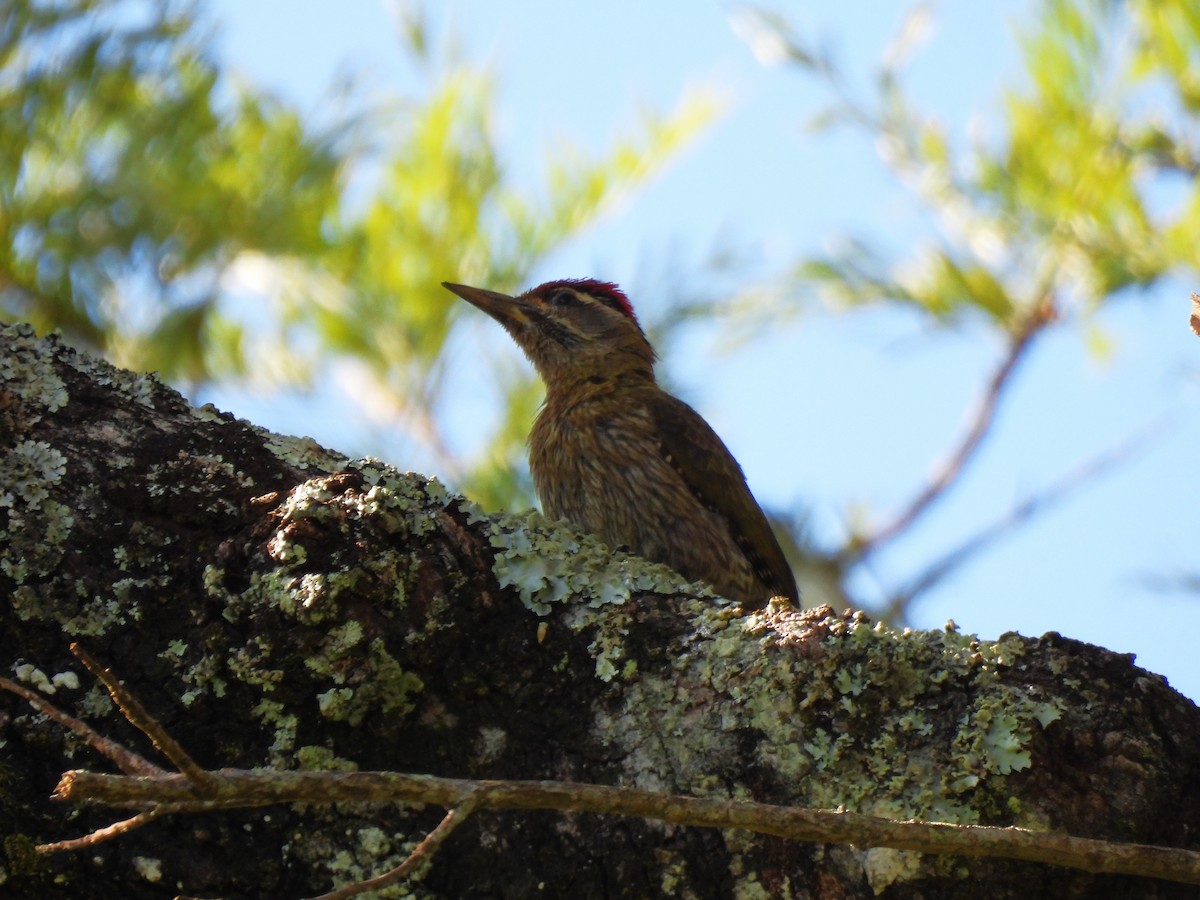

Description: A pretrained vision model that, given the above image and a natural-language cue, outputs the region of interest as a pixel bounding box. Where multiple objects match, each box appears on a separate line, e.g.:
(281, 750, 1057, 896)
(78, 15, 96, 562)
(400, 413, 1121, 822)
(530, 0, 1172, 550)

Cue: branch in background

(845, 298, 1057, 566)
(1143, 573, 1200, 594)
(878, 419, 1168, 621)
(1190, 293, 1200, 337)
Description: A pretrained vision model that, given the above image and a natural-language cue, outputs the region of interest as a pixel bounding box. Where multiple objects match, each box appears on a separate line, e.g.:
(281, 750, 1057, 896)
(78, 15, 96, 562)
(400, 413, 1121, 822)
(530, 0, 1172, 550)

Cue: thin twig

(70, 643, 218, 796)
(306, 792, 483, 900)
(51, 768, 1200, 885)
(13, 677, 1200, 887)
(0, 676, 163, 777)
(38, 798, 278, 853)
(880, 417, 1168, 619)
(847, 299, 1056, 564)
(36, 805, 175, 853)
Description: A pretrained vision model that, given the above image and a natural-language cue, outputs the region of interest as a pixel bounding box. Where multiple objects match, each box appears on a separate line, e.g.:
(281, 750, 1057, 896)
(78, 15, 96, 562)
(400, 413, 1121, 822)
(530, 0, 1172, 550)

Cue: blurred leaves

(1, 0, 717, 496)
(8, 0, 1192, 623)
(743, 0, 1200, 332)
(725, 0, 1200, 620)
(0, 0, 344, 380)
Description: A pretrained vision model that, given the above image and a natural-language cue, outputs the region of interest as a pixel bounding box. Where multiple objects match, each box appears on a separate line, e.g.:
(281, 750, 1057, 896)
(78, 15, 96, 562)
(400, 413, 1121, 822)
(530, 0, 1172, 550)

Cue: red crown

(531, 278, 639, 327)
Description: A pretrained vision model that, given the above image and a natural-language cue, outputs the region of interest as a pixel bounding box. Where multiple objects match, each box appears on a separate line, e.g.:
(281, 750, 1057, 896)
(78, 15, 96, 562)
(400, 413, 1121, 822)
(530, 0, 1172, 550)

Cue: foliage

(720, 0, 1200, 619)
(0, 0, 716, 508)
(741, 0, 1200, 330)
(0, 0, 343, 380)
(4, 0, 1195, 620)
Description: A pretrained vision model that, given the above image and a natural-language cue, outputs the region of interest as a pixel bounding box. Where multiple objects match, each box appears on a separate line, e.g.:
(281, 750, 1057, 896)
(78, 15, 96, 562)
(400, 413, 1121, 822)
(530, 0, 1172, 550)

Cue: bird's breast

(533, 402, 660, 521)
(529, 399, 718, 559)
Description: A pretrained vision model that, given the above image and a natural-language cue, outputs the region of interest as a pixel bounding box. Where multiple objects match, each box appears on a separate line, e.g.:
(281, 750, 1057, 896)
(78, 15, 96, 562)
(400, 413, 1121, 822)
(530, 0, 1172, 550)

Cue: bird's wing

(649, 394, 799, 606)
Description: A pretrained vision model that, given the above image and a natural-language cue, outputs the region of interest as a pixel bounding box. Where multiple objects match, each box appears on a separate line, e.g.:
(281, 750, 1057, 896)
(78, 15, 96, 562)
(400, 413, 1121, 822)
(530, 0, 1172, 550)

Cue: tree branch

(8, 663, 1196, 892)
(306, 794, 482, 900)
(846, 298, 1056, 564)
(36, 806, 178, 854)
(879, 417, 1166, 618)
(71, 643, 219, 796)
(49, 767, 1200, 886)
(0, 676, 163, 778)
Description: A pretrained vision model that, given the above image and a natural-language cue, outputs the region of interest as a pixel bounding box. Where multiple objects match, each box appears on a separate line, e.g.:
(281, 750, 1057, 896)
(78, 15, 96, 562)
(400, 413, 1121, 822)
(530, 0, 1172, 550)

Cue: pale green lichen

(658, 857, 687, 896)
(475, 501, 709, 682)
(347, 461, 452, 539)
(324, 620, 365, 656)
(248, 466, 459, 630)
(316, 687, 355, 718)
(145, 454, 251, 521)
(58, 334, 164, 410)
(483, 507, 698, 617)
(0, 439, 75, 585)
(281, 810, 429, 899)
(51, 670, 79, 691)
(1, 440, 66, 509)
(118, 370, 158, 409)
(0, 335, 524, 890)
(0, 332, 1066, 893)
(730, 872, 774, 900)
(10, 663, 79, 696)
(309, 637, 424, 728)
(473, 726, 508, 767)
(132, 856, 163, 883)
(261, 431, 348, 472)
(320, 830, 427, 899)
(11, 588, 130, 636)
(743, 615, 1055, 824)
(863, 847, 923, 894)
(584, 604, 638, 684)
(229, 461, 691, 698)
(179, 467, 462, 768)
(591, 602, 1057, 875)
(0, 323, 69, 415)
(251, 699, 300, 763)
(228, 637, 286, 690)
(191, 402, 231, 425)
(294, 745, 359, 772)
(77, 682, 114, 719)
(178, 651, 228, 706)
(12, 663, 53, 694)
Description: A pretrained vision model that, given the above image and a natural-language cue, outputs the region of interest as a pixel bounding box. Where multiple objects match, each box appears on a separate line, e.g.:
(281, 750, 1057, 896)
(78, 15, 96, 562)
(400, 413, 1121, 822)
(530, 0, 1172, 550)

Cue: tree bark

(1, 322, 1197, 899)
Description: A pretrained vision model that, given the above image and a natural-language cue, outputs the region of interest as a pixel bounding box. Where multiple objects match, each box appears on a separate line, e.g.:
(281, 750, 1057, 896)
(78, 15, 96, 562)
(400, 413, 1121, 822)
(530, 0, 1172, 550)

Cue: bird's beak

(442, 282, 532, 329)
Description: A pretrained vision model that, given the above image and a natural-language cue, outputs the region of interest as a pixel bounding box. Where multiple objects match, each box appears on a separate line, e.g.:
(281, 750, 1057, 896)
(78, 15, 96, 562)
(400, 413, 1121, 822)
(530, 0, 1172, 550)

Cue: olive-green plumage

(443, 278, 799, 609)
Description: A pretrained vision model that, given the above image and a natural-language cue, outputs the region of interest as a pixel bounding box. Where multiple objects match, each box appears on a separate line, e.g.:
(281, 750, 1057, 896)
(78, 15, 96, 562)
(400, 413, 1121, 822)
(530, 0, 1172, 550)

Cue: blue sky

(206, 1, 1200, 701)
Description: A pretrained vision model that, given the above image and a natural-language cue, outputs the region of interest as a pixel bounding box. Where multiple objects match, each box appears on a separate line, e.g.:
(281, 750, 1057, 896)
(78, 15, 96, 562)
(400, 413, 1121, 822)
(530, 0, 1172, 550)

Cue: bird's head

(443, 278, 656, 387)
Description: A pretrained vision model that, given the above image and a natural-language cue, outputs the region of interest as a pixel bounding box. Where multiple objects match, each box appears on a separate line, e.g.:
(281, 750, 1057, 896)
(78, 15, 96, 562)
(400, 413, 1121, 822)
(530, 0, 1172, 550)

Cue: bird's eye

(547, 289, 575, 307)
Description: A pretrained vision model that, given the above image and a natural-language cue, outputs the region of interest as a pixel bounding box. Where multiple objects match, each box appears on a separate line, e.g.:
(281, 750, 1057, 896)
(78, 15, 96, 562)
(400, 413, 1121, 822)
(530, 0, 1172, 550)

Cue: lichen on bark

(1, 323, 1198, 899)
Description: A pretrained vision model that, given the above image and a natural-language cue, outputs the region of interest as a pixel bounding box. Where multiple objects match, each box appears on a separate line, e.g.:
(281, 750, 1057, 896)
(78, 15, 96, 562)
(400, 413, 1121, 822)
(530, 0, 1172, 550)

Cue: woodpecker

(443, 278, 799, 609)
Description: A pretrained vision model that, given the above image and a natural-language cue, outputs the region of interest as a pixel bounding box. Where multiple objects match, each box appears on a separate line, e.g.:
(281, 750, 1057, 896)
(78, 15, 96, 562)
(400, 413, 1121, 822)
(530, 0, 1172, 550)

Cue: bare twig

(880, 418, 1167, 619)
(0, 676, 163, 777)
(306, 792, 483, 900)
(9, 667, 1199, 888)
(49, 768, 1200, 885)
(70, 643, 218, 796)
(36, 805, 178, 853)
(847, 299, 1056, 565)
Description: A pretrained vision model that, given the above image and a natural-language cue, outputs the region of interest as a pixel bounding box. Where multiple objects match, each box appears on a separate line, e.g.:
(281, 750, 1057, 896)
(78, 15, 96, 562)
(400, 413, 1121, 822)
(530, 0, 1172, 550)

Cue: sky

(204, 1, 1200, 701)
